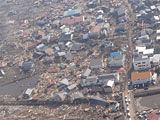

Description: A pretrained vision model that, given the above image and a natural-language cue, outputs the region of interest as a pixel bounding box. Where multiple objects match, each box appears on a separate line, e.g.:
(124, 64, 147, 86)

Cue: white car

(127, 113, 131, 118)
(128, 90, 130, 94)
(125, 96, 127, 99)
(142, 111, 146, 115)
(126, 103, 129, 106)
(128, 99, 131, 103)
(139, 115, 143, 119)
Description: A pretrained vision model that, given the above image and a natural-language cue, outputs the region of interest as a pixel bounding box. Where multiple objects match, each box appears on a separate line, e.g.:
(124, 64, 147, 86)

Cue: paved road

(123, 0, 136, 119)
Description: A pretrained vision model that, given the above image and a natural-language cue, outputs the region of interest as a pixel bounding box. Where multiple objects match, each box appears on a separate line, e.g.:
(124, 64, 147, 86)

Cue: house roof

(80, 76, 97, 87)
(143, 48, 154, 55)
(70, 43, 81, 51)
(154, 49, 160, 54)
(136, 46, 146, 53)
(89, 96, 107, 102)
(108, 55, 124, 67)
(156, 30, 160, 34)
(60, 78, 69, 85)
(107, 80, 114, 87)
(53, 92, 67, 101)
(110, 52, 121, 57)
(89, 25, 101, 33)
(156, 36, 160, 40)
(83, 68, 91, 77)
(25, 88, 34, 95)
(116, 8, 126, 16)
(141, 39, 152, 44)
(83, 33, 89, 39)
(98, 73, 118, 81)
(74, 92, 84, 99)
(61, 16, 84, 25)
(153, 16, 160, 21)
(90, 58, 102, 67)
(67, 84, 76, 90)
(22, 61, 34, 72)
(64, 9, 81, 17)
(109, 59, 123, 67)
(131, 72, 151, 80)
(36, 43, 47, 51)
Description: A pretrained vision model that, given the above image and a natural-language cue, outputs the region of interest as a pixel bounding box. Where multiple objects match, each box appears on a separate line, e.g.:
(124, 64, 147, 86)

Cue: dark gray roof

(89, 96, 109, 106)
(74, 92, 84, 99)
(21, 61, 34, 72)
(98, 74, 115, 81)
(154, 49, 160, 54)
(141, 39, 152, 44)
(134, 55, 148, 61)
(67, 84, 76, 90)
(109, 55, 124, 60)
(108, 59, 124, 67)
(114, 115, 125, 120)
(48, 92, 67, 102)
(98, 73, 118, 84)
(80, 76, 97, 87)
(59, 34, 72, 42)
(70, 43, 81, 51)
(116, 8, 126, 16)
(90, 58, 102, 67)
(90, 96, 107, 102)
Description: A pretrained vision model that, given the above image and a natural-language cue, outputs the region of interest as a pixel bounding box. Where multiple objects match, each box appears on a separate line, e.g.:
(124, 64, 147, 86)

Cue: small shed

(67, 84, 77, 91)
(23, 88, 34, 99)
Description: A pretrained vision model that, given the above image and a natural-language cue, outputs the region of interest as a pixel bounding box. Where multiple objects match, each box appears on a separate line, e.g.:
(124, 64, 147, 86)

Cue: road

(122, 0, 136, 119)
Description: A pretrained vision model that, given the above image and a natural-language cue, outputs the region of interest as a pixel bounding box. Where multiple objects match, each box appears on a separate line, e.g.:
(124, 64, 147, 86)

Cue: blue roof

(110, 52, 121, 57)
(64, 9, 81, 17)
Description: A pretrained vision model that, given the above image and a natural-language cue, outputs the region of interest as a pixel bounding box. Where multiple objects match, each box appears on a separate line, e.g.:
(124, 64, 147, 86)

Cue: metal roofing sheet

(110, 52, 121, 57)
(64, 9, 81, 17)
(131, 72, 151, 80)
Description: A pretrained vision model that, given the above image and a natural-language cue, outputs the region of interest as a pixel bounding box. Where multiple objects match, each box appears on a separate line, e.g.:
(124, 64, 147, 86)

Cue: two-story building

(90, 58, 104, 69)
(131, 71, 152, 87)
(80, 73, 119, 87)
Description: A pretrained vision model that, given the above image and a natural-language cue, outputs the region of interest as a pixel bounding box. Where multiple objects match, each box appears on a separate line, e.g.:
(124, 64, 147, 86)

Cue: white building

(150, 49, 160, 66)
(135, 46, 154, 57)
(156, 30, 160, 42)
(133, 56, 151, 71)
(104, 80, 115, 93)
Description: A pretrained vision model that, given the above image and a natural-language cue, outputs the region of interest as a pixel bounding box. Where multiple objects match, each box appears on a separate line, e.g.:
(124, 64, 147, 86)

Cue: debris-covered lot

(1, 0, 160, 119)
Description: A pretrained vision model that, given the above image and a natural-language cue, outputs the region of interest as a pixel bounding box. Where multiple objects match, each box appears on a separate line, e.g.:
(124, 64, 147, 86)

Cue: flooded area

(0, 74, 40, 97)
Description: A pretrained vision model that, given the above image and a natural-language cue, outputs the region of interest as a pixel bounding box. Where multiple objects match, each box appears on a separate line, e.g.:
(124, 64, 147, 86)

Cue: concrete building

(131, 71, 152, 87)
(98, 73, 120, 84)
(80, 73, 119, 87)
(151, 49, 160, 66)
(133, 55, 151, 71)
(80, 76, 97, 87)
